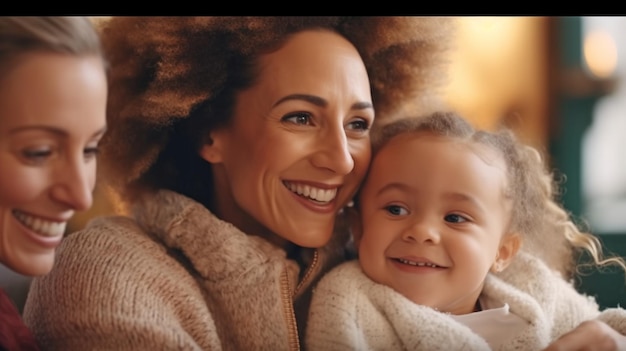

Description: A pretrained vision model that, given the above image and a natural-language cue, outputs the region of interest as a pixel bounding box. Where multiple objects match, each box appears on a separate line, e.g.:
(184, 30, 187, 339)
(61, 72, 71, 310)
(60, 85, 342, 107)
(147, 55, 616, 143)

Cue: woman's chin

(285, 227, 334, 249)
(4, 252, 55, 277)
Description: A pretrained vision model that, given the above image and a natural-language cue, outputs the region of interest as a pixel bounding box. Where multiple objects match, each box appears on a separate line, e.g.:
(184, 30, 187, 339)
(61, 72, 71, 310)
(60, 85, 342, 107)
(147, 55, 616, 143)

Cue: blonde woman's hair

(0, 16, 104, 77)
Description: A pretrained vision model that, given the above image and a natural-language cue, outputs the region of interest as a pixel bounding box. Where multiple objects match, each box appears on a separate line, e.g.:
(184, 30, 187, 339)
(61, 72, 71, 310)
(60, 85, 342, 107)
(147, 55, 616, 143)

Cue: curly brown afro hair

(98, 16, 456, 208)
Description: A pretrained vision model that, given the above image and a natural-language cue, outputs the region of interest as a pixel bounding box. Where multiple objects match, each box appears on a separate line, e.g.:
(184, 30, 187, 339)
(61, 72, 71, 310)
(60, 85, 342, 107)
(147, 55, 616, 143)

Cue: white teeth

(397, 258, 440, 268)
(12, 210, 66, 238)
(284, 182, 337, 203)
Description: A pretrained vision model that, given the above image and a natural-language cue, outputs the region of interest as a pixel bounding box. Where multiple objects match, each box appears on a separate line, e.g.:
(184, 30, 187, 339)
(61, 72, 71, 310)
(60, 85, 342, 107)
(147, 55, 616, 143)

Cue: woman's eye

(444, 214, 468, 223)
(21, 148, 52, 165)
(385, 205, 408, 216)
(83, 146, 100, 162)
(346, 118, 370, 131)
(282, 113, 312, 126)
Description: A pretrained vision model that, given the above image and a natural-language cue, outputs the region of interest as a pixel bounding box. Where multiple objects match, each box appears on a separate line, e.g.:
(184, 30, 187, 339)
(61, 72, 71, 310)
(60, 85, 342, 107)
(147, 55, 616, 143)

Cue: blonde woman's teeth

(284, 182, 337, 203)
(12, 210, 66, 237)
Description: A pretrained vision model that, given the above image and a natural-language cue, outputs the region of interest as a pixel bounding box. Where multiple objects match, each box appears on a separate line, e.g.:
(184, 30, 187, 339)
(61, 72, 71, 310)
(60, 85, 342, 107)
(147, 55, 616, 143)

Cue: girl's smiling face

(355, 132, 519, 315)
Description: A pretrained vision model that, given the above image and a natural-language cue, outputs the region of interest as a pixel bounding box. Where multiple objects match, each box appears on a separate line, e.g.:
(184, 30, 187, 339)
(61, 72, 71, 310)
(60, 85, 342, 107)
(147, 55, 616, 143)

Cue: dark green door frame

(549, 16, 625, 309)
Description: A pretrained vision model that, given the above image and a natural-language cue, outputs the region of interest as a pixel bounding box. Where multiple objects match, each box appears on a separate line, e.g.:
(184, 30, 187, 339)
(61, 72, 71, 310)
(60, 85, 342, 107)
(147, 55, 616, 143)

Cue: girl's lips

(395, 257, 443, 268)
(389, 257, 447, 273)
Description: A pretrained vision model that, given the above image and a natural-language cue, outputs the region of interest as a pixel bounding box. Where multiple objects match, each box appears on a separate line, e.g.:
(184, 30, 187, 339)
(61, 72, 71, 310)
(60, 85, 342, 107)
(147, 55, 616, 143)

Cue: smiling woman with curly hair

(97, 16, 454, 206)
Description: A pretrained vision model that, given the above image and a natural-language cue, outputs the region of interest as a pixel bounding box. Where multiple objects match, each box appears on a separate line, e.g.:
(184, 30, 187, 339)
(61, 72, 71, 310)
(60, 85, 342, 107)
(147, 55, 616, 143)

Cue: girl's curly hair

(97, 16, 455, 208)
(367, 111, 626, 279)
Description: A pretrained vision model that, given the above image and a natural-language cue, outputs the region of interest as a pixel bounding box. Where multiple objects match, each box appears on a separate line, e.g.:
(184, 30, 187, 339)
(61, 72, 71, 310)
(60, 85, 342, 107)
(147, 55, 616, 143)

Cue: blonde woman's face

(355, 133, 517, 315)
(202, 30, 374, 249)
(0, 53, 107, 276)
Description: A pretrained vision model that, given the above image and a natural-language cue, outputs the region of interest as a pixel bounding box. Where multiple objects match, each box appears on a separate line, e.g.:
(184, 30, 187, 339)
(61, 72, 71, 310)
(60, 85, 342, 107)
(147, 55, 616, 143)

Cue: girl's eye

(282, 112, 313, 126)
(444, 214, 468, 223)
(346, 118, 370, 131)
(385, 205, 408, 216)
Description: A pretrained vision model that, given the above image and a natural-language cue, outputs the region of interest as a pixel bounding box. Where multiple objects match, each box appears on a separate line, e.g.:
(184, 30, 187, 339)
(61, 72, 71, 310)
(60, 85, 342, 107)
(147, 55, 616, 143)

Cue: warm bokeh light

(584, 30, 618, 78)
(443, 17, 548, 149)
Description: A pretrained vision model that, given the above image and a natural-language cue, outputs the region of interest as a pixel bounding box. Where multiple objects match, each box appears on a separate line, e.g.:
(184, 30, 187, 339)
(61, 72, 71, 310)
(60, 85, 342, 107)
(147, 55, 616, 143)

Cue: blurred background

(4, 16, 625, 311)
(444, 16, 626, 308)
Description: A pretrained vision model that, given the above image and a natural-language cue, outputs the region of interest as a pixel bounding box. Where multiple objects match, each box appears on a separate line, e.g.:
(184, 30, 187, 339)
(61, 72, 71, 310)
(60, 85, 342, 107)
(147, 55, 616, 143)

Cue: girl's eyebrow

(376, 182, 414, 196)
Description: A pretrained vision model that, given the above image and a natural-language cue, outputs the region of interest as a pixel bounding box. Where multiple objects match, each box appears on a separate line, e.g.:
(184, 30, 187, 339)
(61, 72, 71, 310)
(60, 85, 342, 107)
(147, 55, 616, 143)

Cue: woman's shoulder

(22, 197, 205, 347)
(23, 213, 211, 348)
(27, 212, 199, 308)
(59, 214, 168, 266)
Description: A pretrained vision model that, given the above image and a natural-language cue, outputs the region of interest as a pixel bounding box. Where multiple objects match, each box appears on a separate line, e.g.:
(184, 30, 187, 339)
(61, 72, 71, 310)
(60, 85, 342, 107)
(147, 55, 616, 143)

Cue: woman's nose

(310, 124, 354, 175)
(50, 160, 94, 211)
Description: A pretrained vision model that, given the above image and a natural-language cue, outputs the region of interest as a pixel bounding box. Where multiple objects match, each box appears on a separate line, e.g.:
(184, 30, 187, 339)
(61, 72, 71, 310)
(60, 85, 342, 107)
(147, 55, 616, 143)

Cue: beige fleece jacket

(22, 189, 348, 350)
(306, 251, 626, 351)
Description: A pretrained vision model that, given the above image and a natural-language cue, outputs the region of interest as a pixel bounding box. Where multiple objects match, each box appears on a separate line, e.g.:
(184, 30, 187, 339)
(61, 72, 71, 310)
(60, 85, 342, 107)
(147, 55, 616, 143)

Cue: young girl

(306, 111, 626, 351)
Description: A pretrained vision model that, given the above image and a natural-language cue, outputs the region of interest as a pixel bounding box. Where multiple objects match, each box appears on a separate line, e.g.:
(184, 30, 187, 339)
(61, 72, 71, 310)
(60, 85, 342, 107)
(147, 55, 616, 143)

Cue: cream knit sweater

(23, 190, 348, 350)
(306, 252, 626, 351)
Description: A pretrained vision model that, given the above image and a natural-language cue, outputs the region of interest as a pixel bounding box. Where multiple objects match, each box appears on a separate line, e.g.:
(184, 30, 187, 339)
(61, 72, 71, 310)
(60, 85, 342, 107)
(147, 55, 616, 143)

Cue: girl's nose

(402, 221, 441, 244)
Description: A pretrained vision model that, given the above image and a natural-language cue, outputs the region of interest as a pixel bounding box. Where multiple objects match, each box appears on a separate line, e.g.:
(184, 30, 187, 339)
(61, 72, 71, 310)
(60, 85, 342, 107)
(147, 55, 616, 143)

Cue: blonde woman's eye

(21, 148, 52, 165)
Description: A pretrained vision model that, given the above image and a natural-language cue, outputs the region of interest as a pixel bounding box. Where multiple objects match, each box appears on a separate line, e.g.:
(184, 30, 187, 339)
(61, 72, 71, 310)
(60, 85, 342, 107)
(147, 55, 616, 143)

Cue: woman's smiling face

(202, 29, 374, 249)
(0, 53, 107, 276)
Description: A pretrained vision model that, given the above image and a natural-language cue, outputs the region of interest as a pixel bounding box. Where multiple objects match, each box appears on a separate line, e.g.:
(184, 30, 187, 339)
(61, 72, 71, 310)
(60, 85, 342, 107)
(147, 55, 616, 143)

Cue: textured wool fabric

(0, 288, 39, 351)
(22, 190, 348, 350)
(306, 251, 626, 351)
(451, 300, 529, 350)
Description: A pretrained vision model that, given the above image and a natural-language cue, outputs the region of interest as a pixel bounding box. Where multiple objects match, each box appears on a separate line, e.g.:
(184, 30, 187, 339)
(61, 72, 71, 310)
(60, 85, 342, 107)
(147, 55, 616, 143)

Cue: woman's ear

(491, 233, 521, 273)
(199, 130, 224, 164)
(347, 206, 363, 249)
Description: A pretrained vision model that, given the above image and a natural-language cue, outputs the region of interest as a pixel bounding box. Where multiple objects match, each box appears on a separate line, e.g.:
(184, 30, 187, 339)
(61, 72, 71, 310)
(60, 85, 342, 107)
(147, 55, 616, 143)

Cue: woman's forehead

(254, 30, 372, 103)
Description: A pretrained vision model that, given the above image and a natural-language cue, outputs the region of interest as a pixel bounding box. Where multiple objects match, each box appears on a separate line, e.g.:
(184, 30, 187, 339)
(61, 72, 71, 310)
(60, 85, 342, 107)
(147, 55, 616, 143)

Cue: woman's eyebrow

(9, 125, 69, 136)
(273, 94, 373, 111)
(273, 94, 327, 108)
